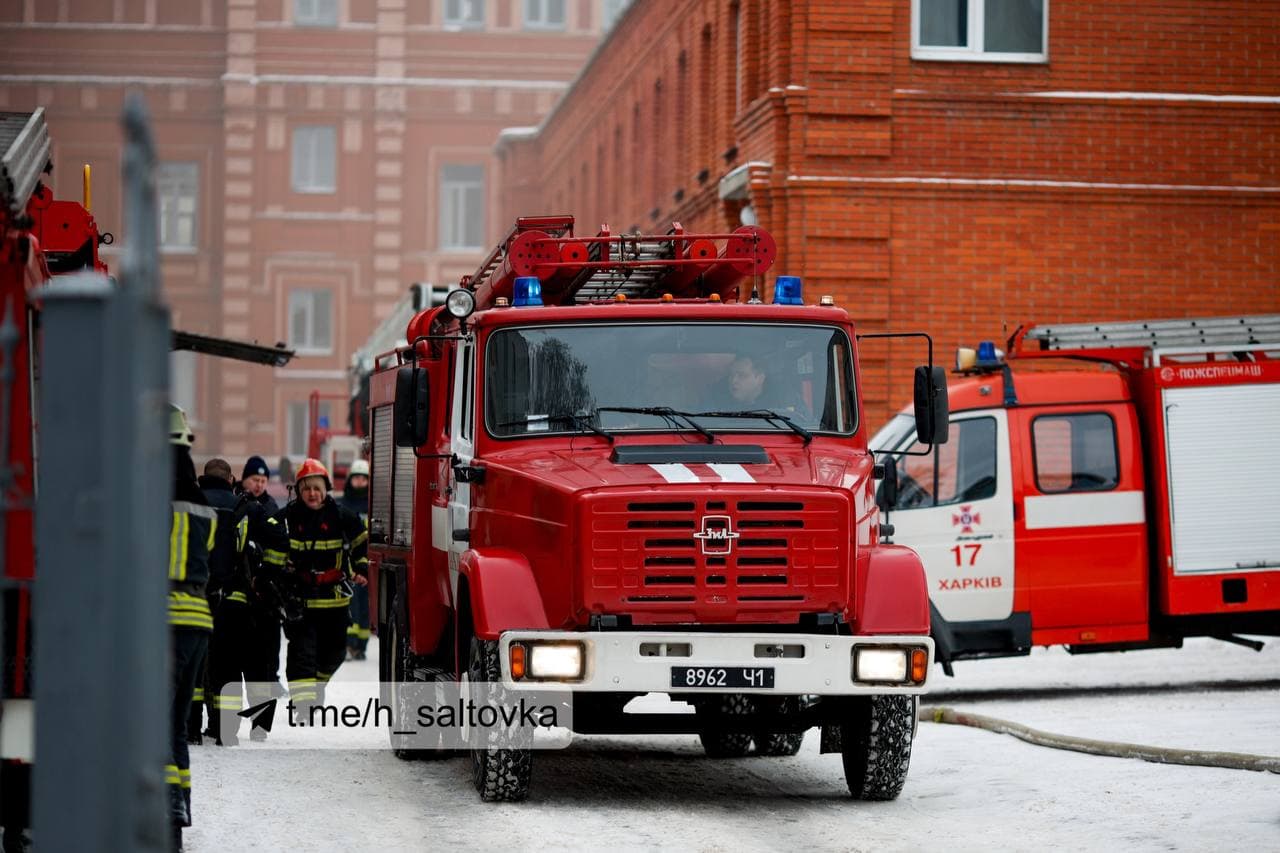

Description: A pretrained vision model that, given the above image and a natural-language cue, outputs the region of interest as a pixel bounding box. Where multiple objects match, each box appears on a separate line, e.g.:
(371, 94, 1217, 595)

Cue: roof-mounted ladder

(1021, 315, 1280, 355)
(1, 108, 51, 217)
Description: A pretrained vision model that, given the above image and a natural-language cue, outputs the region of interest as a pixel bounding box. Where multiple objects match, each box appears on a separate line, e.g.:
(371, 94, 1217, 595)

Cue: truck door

(882, 410, 1016, 625)
(1008, 406, 1148, 643)
(446, 339, 476, 593)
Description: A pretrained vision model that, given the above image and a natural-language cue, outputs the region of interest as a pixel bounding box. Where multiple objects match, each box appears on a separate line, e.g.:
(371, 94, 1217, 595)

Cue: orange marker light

(614, 293, 627, 302)
(661, 293, 675, 302)
(709, 293, 722, 302)
(510, 643, 527, 680)
(910, 648, 928, 684)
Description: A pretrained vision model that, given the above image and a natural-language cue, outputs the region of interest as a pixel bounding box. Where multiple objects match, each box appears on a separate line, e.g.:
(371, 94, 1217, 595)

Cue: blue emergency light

(976, 340, 1000, 367)
(513, 276, 543, 307)
(772, 275, 804, 305)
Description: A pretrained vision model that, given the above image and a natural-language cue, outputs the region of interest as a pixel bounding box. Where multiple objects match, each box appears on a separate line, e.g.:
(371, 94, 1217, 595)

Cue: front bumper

(498, 631, 933, 695)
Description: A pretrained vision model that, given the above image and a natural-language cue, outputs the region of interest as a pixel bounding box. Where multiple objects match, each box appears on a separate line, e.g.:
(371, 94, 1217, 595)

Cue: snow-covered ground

(188, 638, 1279, 852)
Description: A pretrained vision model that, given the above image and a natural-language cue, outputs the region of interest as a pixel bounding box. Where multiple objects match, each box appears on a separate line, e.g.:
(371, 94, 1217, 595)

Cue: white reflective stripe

(707, 463, 755, 483)
(172, 501, 218, 519)
(1024, 491, 1145, 530)
(431, 504, 450, 552)
(648, 463, 700, 483)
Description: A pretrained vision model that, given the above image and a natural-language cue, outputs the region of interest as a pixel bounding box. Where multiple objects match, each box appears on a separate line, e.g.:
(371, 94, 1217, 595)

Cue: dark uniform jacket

(170, 459, 217, 632)
(261, 497, 368, 610)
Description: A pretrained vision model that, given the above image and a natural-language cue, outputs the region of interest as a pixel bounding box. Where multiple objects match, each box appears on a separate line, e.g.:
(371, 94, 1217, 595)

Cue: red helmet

(295, 458, 332, 490)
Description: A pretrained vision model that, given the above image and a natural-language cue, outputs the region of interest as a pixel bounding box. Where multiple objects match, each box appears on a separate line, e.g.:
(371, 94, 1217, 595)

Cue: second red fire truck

(366, 215, 948, 801)
(872, 317, 1280, 673)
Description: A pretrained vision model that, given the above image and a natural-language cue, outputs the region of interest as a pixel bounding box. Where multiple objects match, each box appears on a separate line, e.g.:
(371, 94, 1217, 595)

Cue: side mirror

(877, 457, 899, 512)
(913, 365, 949, 445)
(394, 366, 430, 447)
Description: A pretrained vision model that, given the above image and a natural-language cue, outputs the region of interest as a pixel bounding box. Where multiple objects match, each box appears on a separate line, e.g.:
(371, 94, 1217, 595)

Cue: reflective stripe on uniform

(289, 538, 345, 551)
(165, 764, 181, 785)
(178, 768, 191, 790)
(168, 591, 213, 630)
(226, 591, 248, 604)
(169, 511, 188, 581)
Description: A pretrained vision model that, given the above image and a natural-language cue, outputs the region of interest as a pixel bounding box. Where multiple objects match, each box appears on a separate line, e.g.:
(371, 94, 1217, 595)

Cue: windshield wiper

(596, 406, 716, 444)
(692, 409, 813, 445)
(497, 413, 615, 443)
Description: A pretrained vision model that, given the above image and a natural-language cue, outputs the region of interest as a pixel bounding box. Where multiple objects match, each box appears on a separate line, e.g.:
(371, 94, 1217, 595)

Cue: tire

(753, 696, 805, 757)
(467, 637, 533, 802)
(696, 694, 755, 758)
(840, 695, 918, 801)
(386, 611, 434, 760)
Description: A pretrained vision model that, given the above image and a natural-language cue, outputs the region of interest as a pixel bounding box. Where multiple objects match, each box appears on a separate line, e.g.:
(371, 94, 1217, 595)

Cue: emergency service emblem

(952, 505, 981, 534)
(693, 515, 740, 555)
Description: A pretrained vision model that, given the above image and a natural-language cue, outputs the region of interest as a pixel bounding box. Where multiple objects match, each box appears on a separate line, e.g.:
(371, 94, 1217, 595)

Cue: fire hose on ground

(919, 706, 1280, 774)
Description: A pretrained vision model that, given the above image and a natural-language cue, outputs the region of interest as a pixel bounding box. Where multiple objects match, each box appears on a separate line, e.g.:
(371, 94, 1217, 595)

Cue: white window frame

(438, 164, 485, 251)
(157, 162, 198, 251)
(295, 0, 339, 27)
(524, 0, 566, 30)
(288, 289, 334, 355)
(911, 0, 1048, 63)
(291, 125, 337, 194)
(444, 0, 485, 29)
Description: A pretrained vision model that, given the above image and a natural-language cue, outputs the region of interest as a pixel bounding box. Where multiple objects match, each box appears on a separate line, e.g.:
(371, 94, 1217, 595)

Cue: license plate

(671, 666, 775, 689)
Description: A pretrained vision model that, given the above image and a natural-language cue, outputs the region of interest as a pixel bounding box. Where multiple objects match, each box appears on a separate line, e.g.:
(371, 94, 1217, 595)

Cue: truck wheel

(467, 637, 533, 802)
(696, 694, 754, 758)
(840, 695, 918, 801)
(387, 612, 434, 760)
(753, 696, 805, 756)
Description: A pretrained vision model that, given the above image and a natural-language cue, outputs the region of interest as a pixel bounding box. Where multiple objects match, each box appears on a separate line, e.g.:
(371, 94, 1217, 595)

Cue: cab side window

(892, 417, 997, 510)
(1032, 413, 1119, 493)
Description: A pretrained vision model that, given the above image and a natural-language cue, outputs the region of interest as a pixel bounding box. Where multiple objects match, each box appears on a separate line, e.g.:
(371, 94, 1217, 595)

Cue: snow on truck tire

(841, 695, 918, 801)
(468, 638, 533, 802)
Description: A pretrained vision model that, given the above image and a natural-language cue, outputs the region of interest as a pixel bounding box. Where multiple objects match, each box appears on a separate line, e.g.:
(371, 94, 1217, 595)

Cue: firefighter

(166, 405, 216, 850)
(187, 458, 241, 744)
(260, 458, 368, 723)
(338, 458, 372, 661)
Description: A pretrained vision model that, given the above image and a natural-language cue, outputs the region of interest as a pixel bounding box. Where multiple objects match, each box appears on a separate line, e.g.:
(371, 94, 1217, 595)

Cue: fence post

(33, 92, 171, 851)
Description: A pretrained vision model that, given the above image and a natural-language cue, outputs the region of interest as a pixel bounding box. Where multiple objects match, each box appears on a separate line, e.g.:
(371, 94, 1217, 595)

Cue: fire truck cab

(367, 216, 947, 802)
(871, 317, 1280, 673)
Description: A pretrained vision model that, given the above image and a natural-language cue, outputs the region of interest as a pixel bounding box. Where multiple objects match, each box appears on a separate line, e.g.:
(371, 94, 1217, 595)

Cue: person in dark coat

(167, 406, 215, 850)
(337, 459, 371, 661)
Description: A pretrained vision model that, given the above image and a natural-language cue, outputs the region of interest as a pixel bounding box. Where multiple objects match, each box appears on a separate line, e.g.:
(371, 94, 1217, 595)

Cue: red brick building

(1, 0, 614, 462)
(496, 0, 1280, 424)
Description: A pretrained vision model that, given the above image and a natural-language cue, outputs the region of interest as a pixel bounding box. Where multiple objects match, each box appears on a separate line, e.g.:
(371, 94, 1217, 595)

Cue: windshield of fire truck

(485, 323, 856, 438)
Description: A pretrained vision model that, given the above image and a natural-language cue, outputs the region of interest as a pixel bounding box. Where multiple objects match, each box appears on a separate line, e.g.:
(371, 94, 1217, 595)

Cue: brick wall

(496, 0, 1280, 428)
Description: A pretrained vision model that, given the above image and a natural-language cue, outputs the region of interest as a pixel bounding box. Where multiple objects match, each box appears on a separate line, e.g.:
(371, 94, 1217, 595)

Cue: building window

(291, 126, 336, 194)
(295, 0, 338, 26)
(288, 289, 333, 353)
(524, 0, 565, 30)
(602, 0, 630, 30)
(912, 0, 1047, 62)
(444, 0, 484, 28)
(287, 400, 332, 458)
(157, 162, 198, 250)
(438, 164, 485, 250)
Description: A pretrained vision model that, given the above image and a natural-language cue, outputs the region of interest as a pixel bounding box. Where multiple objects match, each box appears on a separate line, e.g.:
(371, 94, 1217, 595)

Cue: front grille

(585, 492, 848, 616)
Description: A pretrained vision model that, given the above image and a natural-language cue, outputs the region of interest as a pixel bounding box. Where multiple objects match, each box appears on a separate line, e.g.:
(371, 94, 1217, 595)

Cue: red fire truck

(306, 390, 365, 493)
(871, 317, 1280, 674)
(0, 108, 291, 844)
(367, 215, 948, 802)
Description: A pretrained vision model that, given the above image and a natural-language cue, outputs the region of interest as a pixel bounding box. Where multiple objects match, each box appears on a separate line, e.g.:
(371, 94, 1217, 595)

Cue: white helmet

(348, 458, 370, 478)
(169, 404, 194, 447)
